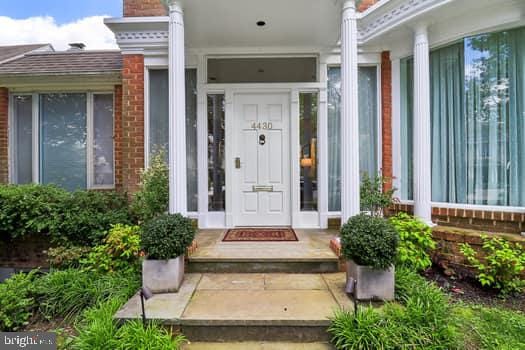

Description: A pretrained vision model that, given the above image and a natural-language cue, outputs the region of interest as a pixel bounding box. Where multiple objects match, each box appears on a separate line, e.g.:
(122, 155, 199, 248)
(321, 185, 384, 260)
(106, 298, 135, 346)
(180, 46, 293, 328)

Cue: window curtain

(400, 58, 414, 200)
(430, 43, 465, 203)
(327, 67, 341, 211)
(93, 94, 115, 186)
(358, 67, 378, 178)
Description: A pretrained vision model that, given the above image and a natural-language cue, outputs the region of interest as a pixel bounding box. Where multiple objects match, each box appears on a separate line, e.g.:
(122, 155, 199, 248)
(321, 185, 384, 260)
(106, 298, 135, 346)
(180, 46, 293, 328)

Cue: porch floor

(189, 229, 339, 261)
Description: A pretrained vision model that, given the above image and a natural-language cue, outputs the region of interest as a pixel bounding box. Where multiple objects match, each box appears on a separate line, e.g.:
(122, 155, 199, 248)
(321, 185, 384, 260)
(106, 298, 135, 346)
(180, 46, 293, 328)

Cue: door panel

(233, 93, 290, 226)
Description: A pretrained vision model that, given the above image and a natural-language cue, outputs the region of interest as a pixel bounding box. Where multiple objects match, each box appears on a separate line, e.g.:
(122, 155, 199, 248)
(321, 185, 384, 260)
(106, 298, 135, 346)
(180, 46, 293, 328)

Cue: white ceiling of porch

(178, 0, 343, 50)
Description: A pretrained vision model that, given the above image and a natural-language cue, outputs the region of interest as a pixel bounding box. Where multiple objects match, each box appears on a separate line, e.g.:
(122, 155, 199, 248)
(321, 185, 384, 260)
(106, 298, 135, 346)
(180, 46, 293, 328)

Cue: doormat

(223, 228, 298, 242)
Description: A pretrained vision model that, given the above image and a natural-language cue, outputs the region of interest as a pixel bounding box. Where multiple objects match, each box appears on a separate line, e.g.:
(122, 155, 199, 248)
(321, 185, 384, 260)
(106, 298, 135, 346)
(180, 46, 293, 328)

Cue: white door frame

(199, 83, 325, 228)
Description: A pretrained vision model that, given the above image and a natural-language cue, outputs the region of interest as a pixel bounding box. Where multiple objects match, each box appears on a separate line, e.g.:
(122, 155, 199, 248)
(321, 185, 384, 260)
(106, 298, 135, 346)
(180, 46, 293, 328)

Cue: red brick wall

(114, 85, 123, 191)
(124, 0, 167, 17)
(122, 55, 145, 195)
(357, 0, 380, 12)
(391, 203, 525, 234)
(0, 87, 8, 184)
(381, 51, 392, 192)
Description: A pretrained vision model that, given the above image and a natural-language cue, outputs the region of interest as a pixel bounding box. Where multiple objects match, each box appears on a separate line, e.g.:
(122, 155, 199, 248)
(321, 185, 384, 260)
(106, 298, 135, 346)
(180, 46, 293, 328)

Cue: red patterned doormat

(223, 228, 298, 242)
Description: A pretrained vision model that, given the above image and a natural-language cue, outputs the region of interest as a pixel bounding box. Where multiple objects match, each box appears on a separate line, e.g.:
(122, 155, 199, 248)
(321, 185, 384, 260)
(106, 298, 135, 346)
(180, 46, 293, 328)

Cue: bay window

(12, 92, 114, 190)
(400, 26, 525, 207)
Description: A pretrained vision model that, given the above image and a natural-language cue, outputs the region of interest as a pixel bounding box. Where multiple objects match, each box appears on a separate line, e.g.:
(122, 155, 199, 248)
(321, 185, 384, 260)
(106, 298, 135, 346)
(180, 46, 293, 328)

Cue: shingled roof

(0, 44, 52, 64)
(0, 50, 123, 76)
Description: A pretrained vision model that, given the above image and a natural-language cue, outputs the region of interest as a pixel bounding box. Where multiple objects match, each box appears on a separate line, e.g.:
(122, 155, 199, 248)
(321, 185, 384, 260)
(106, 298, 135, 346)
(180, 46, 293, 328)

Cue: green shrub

(329, 268, 459, 349)
(47, 246, 92, 269)
(141, 213, 195, 260)
(460, 235, 525, 295)
(131, 150, 169, 223)
(389, 213, 436, 271)
(50, 190, 131, 246)
(360, 173, 395, 216)
(0, 184, 131, 246)
(340, 214, 399, 269)
(35, 269, 140, 320)
(0, 270, 39, 331)
(0, 184, 66, 240)
(80, 224, 141, 274)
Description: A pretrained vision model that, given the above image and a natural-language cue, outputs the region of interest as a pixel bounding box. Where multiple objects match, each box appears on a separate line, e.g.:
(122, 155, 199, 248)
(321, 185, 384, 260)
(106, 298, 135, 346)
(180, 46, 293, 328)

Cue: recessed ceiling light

(256, 20, 266, 27)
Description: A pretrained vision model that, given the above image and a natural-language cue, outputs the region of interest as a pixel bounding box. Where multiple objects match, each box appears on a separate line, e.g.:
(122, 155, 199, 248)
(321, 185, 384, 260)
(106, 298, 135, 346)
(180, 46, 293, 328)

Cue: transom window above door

(207, 57, 317, 83)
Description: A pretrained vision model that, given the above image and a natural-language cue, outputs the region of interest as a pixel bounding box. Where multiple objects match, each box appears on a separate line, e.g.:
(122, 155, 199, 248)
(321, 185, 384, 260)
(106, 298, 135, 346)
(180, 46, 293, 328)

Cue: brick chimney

(357, 0, 380, 12)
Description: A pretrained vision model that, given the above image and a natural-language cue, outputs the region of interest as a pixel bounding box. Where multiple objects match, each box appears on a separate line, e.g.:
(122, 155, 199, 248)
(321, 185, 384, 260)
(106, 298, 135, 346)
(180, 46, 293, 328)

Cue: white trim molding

(357, 0, 449, 44)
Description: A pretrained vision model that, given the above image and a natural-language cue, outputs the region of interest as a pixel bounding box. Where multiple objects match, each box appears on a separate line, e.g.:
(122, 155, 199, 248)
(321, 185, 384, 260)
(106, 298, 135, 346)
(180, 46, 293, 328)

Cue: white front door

(232, 93, 291, 226)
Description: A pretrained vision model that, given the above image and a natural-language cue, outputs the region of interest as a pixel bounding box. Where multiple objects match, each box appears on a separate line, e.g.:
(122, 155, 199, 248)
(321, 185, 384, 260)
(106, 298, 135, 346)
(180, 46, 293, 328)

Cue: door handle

(235, 157, 241, 169)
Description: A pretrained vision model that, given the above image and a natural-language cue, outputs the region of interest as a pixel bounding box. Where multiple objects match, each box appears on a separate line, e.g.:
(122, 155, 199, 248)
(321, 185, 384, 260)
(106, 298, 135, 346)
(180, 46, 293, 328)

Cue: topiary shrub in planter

(141, 214, 196, 293)
(341, 214, 399, 301)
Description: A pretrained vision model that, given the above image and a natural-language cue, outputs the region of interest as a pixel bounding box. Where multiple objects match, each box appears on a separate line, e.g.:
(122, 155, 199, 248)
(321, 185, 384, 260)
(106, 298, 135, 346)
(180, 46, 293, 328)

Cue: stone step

(187, 258, 339, 273)
(115, 273, 352, 342)
(182, 341, 334, 350)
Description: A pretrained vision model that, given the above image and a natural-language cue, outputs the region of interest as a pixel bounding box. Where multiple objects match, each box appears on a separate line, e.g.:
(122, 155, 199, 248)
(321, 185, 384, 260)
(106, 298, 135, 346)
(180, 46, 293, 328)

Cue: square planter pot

(346, 260, 394, 301)
(142, 255, 184, 293)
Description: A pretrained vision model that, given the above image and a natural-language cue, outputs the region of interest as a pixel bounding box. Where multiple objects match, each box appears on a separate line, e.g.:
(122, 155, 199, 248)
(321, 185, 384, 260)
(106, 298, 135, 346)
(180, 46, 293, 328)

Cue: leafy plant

(131, 149, 169, 223)
(0, 270, 39, 331)
(460, 235, 525, 295)
(329, 268, 458, 349)
(360, 173, 396, 217)
(47, 246, 92, 269)
(141, 213, 195, 260)
(80, 224, 141, 274)
(115, 320, 186, 350)
(35, 269, 140, 320)
(389, 212, 436, 271)
(340, 214, 399, 270)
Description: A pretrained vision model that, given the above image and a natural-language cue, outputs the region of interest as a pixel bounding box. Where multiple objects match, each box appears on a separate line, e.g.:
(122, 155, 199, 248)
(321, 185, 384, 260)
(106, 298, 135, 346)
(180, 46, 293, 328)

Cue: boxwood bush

(0, 184, 131, 246)
(141, 214, 195, 260)
(340, 214, 399, 270)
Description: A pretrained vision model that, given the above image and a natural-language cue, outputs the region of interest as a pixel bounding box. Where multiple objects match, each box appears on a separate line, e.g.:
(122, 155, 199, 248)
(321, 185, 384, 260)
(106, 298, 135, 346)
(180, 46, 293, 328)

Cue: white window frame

(9, 91, 115, 190)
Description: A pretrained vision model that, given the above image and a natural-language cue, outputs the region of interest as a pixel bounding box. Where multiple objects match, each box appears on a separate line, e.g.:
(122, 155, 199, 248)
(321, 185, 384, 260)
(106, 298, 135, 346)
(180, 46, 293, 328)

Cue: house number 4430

(251, 122, 273, 130)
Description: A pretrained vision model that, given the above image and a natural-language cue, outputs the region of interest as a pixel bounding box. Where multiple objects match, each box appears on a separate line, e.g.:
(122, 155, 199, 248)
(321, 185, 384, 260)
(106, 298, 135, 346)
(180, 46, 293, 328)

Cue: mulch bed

(424, 266, 525, 312)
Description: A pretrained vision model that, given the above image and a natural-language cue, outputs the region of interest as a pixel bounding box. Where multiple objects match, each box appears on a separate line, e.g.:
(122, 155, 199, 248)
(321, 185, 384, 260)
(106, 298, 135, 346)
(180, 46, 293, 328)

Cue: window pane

(208, 58, 317, 83)
(149, 69, 169, 157)
(93, 94, 114, 186)
(149, 68, 199, 211)
(327, 67, 380, 211)
(300, 92, 318, 211)
(186, 69, 198, 211)
(13, 95, 33, 184)
(207, 94, 225, 211)
(327, 67, 341, 211)
(40, 93, 87, 190)
(400, 57, 414, 200)
(359, 67, 378, 178)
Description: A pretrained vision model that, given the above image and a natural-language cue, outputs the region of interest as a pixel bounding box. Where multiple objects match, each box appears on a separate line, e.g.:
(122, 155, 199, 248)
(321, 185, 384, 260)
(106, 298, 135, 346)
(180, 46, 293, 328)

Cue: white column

(413, 24, 432, 223)
(168, 1, 187, 215)
(340, 0, 360, 224)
